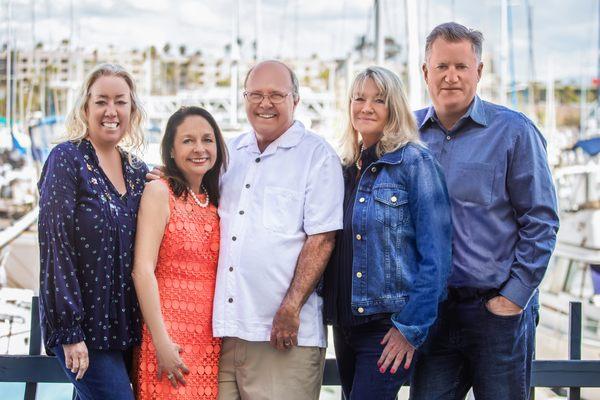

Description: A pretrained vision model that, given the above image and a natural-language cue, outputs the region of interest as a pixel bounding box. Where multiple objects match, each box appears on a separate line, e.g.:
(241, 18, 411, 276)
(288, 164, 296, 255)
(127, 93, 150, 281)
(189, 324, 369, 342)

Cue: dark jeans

(410, 292, 539, 400)
(53, 346, 134, 400)
(333, 319, 412, 400)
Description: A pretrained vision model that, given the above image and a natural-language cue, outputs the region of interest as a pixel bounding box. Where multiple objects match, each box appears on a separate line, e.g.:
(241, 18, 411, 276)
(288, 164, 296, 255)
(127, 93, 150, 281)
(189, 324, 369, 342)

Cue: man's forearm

(280, 231, 336, 313)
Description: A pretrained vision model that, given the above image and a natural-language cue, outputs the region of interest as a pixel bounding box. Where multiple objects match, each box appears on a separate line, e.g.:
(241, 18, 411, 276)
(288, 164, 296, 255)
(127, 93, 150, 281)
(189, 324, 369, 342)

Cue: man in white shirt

(213, 60, 344, 400)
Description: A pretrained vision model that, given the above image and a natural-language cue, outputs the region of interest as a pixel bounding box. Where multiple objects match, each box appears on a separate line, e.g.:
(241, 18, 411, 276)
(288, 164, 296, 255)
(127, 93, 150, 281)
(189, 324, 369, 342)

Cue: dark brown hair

(160, 106, 228, 206)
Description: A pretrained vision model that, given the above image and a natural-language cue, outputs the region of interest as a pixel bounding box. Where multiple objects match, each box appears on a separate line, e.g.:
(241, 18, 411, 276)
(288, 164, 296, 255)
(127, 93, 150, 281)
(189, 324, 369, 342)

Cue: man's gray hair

(244, 60, 300, 101)
(425, 22, 483, 63)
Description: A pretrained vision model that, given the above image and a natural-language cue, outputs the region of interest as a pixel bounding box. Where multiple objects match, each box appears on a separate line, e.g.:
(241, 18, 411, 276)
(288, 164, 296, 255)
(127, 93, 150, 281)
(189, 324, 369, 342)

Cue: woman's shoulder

(48, 140, 83, 159)
(119, 149, 148, 175)
(142, 179, 171, 199)
(43, 141, 86, 172)
(399, 142, 434, 164)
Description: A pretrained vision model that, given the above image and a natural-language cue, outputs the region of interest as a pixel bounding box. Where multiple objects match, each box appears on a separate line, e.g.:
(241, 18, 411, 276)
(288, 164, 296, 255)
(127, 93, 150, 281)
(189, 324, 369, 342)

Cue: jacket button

(355, 234, 362, 240)
(357, 307, 364, 314)
(446, 135, 451, 141)
(390, 196, 397, 203)
(359, 197, 365, 203)
(370, 167, 377, 173)
(356, 272, 363, 278)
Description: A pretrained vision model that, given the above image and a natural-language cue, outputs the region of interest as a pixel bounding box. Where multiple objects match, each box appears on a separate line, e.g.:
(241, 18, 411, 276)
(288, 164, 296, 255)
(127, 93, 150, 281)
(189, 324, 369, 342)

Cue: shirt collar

(419, 95, 488, 129)
(467, 95, 488, 126)
(236, 120, 306, 153)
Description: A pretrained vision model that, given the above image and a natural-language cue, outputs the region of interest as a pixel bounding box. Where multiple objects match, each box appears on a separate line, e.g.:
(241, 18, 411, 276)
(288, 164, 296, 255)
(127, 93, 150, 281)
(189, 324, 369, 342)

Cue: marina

(2, 0, 600, 399)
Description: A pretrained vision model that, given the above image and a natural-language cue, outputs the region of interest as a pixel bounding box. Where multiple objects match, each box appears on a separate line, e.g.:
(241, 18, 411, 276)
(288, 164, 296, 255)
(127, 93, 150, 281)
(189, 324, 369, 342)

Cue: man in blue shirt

(410, 22, 559, 400)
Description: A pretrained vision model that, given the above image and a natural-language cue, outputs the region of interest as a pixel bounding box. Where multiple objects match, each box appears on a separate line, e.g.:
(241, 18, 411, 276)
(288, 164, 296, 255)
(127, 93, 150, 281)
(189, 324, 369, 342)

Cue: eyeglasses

(243, 91, 293, 104)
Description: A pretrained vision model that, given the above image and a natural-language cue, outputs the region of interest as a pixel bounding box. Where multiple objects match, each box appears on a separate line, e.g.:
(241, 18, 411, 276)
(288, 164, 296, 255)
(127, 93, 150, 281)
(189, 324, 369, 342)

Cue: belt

(447, 287, 499, 302)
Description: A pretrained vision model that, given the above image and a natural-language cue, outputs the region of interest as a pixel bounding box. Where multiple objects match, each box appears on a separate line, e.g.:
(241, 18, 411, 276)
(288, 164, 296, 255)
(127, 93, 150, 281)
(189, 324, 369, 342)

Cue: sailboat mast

(230, 0, 240, 128)
(5, 0, 15, 145)
(597, 0, 600, 109)
(406, 0, 422, 109)
(526, 0, 537, 122)
(375, 0, 383, 65)
(500, 0, 508, 105)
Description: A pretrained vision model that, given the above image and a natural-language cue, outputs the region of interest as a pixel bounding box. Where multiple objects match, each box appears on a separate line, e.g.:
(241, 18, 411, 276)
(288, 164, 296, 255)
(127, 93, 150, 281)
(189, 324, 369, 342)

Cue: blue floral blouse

(38, 139, 148, 352)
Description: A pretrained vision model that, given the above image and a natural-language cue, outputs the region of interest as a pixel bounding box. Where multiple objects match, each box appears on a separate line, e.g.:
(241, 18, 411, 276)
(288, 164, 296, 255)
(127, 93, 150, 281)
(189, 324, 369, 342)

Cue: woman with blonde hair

(38, 63, 147, 399)
(322, 66, 452, 398)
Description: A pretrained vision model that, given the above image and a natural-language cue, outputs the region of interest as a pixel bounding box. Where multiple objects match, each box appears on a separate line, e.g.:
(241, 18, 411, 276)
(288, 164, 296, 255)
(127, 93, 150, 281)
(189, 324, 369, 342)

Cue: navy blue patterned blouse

(38, 139, 148, 352)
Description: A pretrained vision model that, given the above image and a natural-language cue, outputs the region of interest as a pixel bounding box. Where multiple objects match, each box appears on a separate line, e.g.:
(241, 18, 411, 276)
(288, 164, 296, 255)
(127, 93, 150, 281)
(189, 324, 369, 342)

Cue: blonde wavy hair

(62, 63, 146, 159)
(340, 66, 421, 166)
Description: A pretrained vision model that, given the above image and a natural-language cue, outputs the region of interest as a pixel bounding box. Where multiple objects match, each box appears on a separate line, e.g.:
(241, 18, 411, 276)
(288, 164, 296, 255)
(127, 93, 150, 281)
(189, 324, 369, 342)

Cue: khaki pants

(217, 338, 325, 400)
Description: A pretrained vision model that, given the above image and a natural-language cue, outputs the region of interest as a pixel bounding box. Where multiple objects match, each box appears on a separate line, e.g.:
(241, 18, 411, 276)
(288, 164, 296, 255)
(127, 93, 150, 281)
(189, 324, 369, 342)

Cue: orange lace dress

(134, 181, 221, 399)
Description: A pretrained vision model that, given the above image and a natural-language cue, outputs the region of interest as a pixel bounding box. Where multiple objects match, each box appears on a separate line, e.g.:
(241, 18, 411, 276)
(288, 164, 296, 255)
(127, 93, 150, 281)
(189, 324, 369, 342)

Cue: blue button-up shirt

(415, 96, 559, 309)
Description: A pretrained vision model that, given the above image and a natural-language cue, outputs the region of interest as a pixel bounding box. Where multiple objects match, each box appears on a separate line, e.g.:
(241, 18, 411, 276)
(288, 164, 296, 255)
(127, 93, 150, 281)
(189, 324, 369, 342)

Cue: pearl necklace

(355, 144, 365, 170)
(187, 185, 209, 208)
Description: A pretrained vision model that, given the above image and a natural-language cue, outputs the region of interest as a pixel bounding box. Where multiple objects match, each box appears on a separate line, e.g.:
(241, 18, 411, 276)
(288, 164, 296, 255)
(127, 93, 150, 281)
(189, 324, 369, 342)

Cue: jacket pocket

(263, 186, 303, 234)
(373, 187, 408, 228)
(451, 162, 495, 206)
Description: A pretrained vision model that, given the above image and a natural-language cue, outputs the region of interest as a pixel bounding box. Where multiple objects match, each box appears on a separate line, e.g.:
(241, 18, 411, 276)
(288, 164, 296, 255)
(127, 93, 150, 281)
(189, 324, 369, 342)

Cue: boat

(536, 135, 600, 399)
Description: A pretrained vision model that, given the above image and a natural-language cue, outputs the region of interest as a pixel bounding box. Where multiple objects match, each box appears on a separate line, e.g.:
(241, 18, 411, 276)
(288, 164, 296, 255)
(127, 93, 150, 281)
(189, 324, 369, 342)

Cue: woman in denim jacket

(322, 66, 452, 399)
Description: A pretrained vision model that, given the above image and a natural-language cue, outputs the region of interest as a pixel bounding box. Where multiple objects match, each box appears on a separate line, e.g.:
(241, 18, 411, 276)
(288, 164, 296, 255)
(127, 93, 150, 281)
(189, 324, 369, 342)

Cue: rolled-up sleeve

(38, 146, 85, 347)
(392, 152, 452, 348)
(499, 119, 559, 309)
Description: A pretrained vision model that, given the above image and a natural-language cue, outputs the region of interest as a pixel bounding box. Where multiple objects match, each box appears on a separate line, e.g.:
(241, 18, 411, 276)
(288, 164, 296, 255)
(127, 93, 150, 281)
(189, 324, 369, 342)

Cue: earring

(170, 154, 174, 159)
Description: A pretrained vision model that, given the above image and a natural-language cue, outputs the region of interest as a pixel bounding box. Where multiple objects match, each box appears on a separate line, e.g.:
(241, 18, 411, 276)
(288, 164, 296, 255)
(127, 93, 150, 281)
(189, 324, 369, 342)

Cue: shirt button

(357, 307, 364, 314)
(356, 272, 363, 278)
(255, 157, 261, 163)
(245, 184, 251, 188)
(359, 197, 365, 203)
(239, 210, 245, 215)
(370, 167, 377, 173)
(446, 135, 451, 141)
(229, 267, 233, 272)
(232, 236, 237, 241)
(390, 196, 397, 203)
(228, 298, 234, 303)
(356, 234, 362, 240)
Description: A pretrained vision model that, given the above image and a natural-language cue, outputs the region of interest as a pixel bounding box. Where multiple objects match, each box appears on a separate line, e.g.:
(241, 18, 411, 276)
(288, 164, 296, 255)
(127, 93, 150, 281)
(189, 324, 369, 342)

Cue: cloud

(1, 0, 595, 80)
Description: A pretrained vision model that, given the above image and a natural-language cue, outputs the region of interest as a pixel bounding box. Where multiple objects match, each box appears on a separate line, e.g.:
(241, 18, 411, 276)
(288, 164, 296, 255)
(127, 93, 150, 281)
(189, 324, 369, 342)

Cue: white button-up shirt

(213, 121, 344, 347)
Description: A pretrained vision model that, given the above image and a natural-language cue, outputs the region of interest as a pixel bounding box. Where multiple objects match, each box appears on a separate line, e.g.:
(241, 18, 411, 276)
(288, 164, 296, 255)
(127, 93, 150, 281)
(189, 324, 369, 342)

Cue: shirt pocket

(373, 186, 408, 228)
(263, 186, 303, 234)
(451, 162, 495, 206)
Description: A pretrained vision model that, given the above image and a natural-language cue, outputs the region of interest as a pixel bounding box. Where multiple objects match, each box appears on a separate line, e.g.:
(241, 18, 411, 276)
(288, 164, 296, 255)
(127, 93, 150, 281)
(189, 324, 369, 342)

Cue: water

(2, 383, 73, 400)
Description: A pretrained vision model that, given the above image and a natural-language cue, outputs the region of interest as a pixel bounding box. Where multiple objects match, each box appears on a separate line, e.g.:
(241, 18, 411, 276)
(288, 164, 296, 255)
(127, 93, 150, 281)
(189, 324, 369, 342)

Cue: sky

(1, 0, 598, 83)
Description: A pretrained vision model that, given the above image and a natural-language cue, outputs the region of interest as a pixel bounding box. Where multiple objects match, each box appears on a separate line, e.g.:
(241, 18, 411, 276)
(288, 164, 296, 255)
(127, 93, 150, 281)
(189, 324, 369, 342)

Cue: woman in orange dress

(132, 106, 228, 399)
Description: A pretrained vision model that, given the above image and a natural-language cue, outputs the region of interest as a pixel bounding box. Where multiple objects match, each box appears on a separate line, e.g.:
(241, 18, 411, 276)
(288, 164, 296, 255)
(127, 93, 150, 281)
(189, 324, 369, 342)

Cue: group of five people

(38, 22, 559, 400)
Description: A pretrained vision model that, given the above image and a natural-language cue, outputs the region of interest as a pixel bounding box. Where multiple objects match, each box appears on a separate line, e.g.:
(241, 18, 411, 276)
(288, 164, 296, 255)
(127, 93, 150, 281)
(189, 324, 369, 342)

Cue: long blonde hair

(340, 66, 421, 166)
(62, 63, 146, 157)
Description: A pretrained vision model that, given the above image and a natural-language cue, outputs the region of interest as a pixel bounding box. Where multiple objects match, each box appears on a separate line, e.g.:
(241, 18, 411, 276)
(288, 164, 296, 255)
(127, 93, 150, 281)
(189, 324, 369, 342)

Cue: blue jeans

(53, 346, 134, 400)
(333, 319, 412, 400)
(409, 292, 538, 400)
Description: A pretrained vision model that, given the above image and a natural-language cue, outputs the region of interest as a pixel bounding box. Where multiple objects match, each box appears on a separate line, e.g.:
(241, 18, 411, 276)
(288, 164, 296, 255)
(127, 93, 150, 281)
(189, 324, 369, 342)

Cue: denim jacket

(351, 143, 452, 348)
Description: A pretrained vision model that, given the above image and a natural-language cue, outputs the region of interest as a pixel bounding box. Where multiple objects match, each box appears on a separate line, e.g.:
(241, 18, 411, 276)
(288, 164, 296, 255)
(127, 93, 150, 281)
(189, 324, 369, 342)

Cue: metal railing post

(568, 301, 582, 400)
(24, 296, 41, 400)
